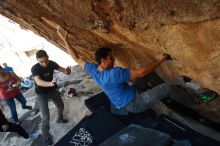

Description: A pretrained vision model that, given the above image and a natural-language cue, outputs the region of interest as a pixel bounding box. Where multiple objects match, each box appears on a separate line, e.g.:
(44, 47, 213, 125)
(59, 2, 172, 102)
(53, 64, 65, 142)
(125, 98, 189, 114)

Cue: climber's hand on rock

(158, 53, 168, 61)
(162, 53, 172, 60)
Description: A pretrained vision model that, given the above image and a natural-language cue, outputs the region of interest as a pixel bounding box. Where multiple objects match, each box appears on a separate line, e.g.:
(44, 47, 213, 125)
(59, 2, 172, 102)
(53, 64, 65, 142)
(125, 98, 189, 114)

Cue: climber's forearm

(57, 28, 86, 68)
(65, 39, 86, 68)
(64, 39, 79, 60)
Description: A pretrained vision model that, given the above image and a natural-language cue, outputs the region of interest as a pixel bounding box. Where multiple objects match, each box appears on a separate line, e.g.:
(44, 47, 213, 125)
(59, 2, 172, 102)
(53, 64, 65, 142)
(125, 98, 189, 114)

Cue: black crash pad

(54, 109, 125, 146)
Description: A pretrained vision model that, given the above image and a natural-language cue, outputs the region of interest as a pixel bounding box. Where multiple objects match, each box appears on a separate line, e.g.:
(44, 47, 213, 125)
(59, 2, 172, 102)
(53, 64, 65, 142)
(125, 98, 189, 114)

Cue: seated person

(3, 63, 13, 73)
(0, 109, 39, 140)
(20, 77, 34, 92)
(21, 78, 33, 89)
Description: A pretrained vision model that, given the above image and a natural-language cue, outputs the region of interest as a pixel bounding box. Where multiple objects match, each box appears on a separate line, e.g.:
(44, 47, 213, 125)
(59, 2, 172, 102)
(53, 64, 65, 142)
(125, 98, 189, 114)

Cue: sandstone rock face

(0, 1, 220, 122)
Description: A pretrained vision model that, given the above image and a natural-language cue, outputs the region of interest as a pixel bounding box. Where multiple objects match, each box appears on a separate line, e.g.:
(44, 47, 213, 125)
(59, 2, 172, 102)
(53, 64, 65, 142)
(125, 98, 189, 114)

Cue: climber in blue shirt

(57, 27, 189, 113)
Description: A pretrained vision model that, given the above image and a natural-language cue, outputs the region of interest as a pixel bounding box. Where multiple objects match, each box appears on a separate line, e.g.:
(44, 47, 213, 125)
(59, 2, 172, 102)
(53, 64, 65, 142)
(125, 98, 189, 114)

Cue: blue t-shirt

(3, 67, 13, 73)
(84, 63, 135, 109)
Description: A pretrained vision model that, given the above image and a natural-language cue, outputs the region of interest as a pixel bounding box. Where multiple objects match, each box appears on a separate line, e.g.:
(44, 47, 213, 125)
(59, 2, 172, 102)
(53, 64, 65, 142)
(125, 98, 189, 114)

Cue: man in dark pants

(0, 109, 36, 139)
(31, 50, 71, 145)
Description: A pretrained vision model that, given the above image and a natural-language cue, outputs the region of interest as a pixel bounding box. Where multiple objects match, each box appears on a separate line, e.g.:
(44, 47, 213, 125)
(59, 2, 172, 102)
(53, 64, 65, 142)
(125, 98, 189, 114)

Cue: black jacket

(0, 110, 8, 126)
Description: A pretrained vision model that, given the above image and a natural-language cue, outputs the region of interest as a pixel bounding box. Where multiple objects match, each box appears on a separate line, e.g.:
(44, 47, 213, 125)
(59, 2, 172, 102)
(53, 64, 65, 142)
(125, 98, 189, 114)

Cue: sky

(0, 15, 76, 77)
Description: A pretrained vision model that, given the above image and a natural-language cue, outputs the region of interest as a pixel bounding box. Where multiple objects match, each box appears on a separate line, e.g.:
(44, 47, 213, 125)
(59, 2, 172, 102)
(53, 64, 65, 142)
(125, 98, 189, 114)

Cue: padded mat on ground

(83, 81, 220, 146)
(54, 109, 125, 146)
(85, 92, 110, 112)
(100, 124, 172, 146)
(141, 114, 220, 146)
(85, 92, 156, 126)
(162, 98, 220, 131)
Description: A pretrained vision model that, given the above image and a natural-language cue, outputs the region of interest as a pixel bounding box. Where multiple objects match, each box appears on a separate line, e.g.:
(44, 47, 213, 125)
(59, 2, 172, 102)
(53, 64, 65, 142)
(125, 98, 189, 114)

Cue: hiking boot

(22, 105, 32, 110)
(43, 137, 53, 145)
(57, 118, 68, 123)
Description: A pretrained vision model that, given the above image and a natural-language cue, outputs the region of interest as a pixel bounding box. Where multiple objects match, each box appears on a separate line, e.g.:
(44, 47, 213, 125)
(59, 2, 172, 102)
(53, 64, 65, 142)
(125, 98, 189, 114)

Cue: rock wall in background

(0, 1, 219, 95)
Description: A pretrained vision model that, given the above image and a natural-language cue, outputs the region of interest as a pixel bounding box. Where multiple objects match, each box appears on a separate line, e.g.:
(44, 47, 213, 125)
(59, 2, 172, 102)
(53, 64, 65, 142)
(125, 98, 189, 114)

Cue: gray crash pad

(100, 124, 172, 146)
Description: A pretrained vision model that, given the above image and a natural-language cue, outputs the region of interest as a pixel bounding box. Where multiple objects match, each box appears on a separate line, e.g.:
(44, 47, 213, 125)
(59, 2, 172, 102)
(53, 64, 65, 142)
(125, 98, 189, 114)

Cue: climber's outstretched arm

(57, 27, 86, 68)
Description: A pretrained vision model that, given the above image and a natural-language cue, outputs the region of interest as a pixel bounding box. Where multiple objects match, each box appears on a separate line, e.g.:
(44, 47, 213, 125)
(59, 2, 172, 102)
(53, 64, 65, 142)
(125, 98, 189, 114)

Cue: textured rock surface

(0, 0, 220, 122)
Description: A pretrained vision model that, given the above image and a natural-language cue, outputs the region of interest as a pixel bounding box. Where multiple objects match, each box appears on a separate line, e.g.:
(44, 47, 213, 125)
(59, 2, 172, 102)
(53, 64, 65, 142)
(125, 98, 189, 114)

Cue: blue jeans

(5, 93, 27, 122)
